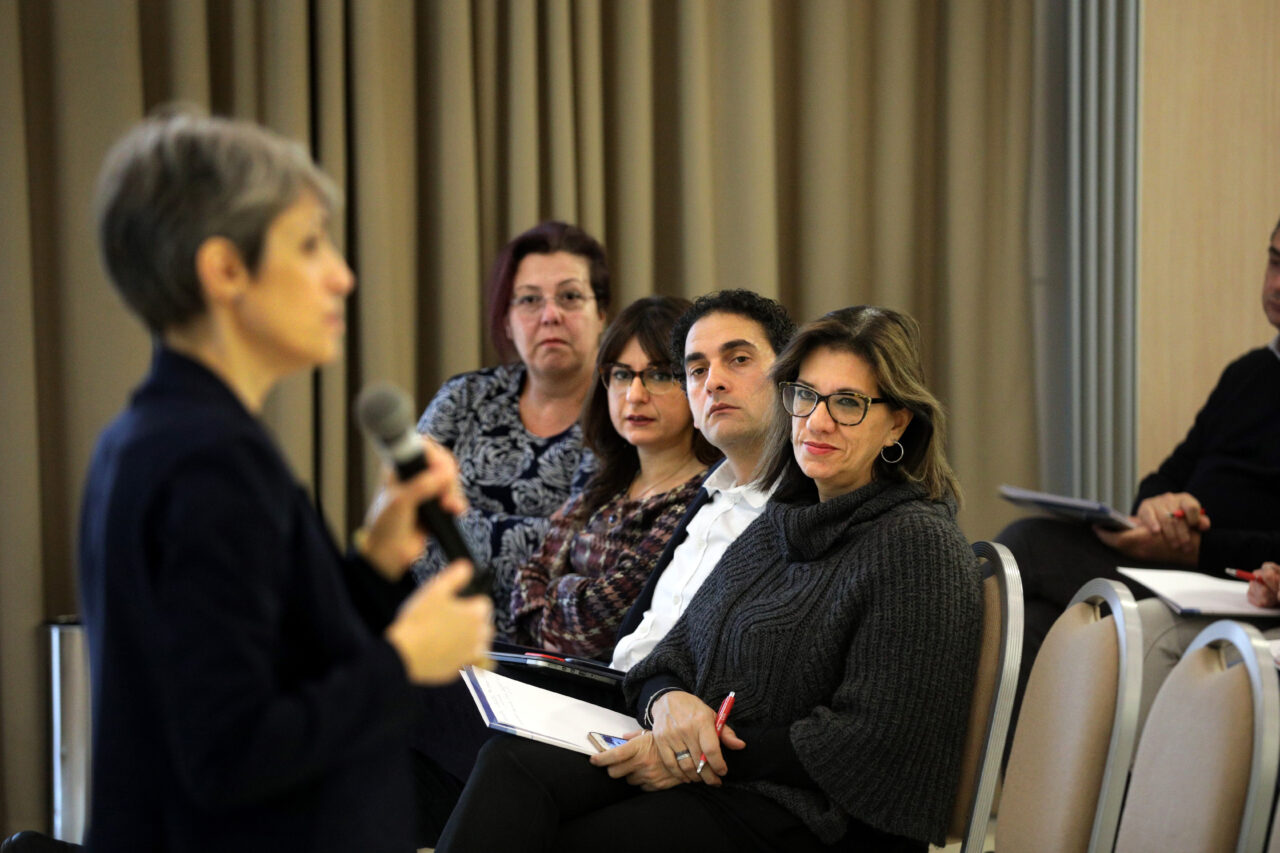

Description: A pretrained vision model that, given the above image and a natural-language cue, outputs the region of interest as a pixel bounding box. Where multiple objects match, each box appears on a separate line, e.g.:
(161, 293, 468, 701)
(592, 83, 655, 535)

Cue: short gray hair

(95, 107, 339, 334)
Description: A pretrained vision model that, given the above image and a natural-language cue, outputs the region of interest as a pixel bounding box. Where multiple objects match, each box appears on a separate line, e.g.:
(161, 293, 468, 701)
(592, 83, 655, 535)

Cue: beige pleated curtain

(0, 0, 1035, 833)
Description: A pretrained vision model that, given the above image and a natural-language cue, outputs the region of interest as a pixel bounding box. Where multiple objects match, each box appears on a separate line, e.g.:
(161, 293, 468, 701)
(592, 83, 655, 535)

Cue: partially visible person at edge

(79, 110, 493, 853)
(413, 221, 609, 639)
(1135, 557, 1280, 735)
(434, 305, 982, 853)
(508, 295, 721, 659)
(408, 290, 794, 845)
(998, 215, 1280, 732)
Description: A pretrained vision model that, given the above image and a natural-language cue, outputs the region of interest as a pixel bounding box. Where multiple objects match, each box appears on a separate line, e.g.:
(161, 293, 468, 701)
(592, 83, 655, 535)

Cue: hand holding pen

(648, 690, 743, 785)
(1229, 563, 1280, 608)
(1132, 492, 1208, 553)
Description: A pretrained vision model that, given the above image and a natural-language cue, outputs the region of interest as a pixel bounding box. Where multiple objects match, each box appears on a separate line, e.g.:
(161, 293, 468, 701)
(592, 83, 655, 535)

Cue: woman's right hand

(650, 691, 744, 784)
(359, 438, 468, 581)
(385, 560, 493, 685)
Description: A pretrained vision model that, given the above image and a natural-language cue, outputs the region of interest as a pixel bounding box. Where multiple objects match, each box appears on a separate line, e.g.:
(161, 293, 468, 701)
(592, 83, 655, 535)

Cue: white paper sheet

(461, 665, 641, 755)
(1119, 567, 1280, 617)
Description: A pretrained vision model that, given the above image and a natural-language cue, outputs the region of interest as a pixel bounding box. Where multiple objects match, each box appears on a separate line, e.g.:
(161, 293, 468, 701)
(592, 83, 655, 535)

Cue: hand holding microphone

(355, 382, 491, 597)
(355, 382, 495, 683)
(355, 438, 464, 577)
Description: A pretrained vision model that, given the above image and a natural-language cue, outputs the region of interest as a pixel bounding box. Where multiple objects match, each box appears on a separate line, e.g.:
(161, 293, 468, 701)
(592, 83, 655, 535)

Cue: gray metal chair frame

(952, 540, 1023, 853)
(1069, 577, 1143, 853)
(1181, 620, 1280, 853)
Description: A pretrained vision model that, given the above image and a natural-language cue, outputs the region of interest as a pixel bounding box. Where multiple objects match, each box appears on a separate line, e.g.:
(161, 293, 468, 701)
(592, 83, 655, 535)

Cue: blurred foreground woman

(79, 110, 493, 853)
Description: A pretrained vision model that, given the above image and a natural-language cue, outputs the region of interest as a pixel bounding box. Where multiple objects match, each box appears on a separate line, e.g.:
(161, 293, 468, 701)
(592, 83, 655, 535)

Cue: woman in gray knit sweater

(436, 306, 983, 853)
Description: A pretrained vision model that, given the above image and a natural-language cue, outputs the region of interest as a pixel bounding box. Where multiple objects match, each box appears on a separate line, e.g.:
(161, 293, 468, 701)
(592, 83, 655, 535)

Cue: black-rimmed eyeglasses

(599, 364, 681, 395)
(778, 381, 886, 426)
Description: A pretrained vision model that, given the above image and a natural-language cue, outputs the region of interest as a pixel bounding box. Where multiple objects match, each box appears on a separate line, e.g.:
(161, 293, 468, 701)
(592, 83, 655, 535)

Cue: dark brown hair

(577, 296, 721, 519)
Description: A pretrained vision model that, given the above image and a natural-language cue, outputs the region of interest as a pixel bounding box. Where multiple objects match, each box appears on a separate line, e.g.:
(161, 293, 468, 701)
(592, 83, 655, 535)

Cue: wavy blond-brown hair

(758, 305, 961, 504)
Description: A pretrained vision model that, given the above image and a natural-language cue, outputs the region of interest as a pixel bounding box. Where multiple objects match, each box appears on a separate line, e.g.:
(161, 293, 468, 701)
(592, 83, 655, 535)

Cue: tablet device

(998, 484, 1135, 531)
(488, 650, 625, 685)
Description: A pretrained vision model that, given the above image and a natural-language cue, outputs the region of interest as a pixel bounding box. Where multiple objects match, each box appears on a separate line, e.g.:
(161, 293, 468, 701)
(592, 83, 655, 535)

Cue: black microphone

(355, 382, 489, 597)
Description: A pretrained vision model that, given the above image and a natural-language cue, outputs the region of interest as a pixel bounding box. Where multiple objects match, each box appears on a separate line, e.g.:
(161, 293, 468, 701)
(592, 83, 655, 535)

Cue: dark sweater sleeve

(1199, 529, 1280, 573)
(724, 724, 818, 789)
(149, 441, 414, 810)
(341, 547, 416, 631)
(1132, 359, 1234, 507)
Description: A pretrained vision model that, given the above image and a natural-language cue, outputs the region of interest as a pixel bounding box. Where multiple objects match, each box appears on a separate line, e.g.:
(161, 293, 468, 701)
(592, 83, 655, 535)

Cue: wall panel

(1138, 1, 1280, 477)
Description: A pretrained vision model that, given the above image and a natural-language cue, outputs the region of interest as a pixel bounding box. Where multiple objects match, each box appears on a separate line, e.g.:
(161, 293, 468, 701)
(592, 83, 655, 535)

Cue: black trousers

(409, 661, 630, 844)
(434, 736, 925, 853)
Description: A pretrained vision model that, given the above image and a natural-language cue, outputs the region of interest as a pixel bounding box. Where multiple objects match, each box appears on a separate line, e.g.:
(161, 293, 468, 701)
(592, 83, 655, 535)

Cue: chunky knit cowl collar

(767, 479, 953, 563)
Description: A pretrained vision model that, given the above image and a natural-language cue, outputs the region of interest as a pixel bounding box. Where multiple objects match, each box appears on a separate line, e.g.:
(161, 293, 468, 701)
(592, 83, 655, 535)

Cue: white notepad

(461, 665, 640, 755)
(1118, 567, 1280, 617)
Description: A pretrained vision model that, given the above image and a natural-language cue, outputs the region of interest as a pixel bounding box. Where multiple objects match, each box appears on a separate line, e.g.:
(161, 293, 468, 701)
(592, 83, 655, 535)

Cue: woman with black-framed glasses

(508, 295, 722, 659)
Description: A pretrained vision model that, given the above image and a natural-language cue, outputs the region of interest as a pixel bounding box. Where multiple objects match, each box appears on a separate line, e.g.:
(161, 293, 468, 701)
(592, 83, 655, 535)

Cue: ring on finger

(674, 750, 692, 762)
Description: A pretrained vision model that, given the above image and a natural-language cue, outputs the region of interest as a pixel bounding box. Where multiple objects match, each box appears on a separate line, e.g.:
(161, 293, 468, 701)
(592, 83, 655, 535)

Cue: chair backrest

(947, 540, 1023, 852)
(1115, 620, 1280, 853)
(998, 577, 1142, 853)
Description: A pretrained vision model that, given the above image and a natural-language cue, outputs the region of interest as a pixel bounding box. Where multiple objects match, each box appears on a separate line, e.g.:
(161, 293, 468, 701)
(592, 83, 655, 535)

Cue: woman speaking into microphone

(79, 109, 493, 853)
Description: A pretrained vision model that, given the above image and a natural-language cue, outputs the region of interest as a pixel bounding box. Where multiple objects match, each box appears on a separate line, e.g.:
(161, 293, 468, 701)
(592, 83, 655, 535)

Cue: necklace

(628, 461, 704, 503)
(609, 464, 703, 525)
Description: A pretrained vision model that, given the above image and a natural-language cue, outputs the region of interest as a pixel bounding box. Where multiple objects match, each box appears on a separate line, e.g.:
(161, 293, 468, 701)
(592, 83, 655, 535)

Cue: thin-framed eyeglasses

(509, 288, 595, 315)
(599, 363, 682, 395)
(778, 381, 887, 426)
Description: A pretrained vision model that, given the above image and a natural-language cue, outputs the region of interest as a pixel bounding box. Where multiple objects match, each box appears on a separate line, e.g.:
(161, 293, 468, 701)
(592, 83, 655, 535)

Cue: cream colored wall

(1137, 0, 1280, 478)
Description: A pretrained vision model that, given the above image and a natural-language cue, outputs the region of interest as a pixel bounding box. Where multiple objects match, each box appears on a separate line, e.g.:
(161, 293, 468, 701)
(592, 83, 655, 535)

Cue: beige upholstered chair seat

(997, 578, 1141, 853)
(1115, 620, 1279, 853)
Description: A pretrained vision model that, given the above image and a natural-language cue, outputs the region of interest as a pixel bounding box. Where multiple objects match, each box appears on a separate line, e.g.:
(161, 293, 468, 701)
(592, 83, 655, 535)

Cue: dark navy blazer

(79, 347, 417, 853)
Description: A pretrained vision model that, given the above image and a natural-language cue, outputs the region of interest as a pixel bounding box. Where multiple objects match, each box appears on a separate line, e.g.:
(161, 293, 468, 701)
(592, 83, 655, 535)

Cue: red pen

(1226, 568, 1258, 582)
(695, 691, 736, 773)
(1168, 507, 1208, 520)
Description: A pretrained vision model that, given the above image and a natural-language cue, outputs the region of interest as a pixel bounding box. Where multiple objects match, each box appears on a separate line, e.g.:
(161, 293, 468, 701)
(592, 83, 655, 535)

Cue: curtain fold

(0, 0, 1037, 834)
(1, 0, 44, 831)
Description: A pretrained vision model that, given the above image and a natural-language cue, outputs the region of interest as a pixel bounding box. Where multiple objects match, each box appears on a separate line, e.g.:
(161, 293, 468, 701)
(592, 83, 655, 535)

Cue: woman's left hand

(589, 731, 687, 791)
(359, 438, 468, 580)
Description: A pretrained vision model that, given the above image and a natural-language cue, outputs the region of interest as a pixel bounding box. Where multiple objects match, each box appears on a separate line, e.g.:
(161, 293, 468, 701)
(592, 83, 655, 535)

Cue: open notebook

(462, 665, 640, 755)
(1118, 567, 1280, 617)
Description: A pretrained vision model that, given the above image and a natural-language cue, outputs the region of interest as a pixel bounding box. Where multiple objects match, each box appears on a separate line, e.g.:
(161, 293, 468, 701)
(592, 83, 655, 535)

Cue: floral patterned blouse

(509, 470, 708, 659)
(413, 363, 594, 639)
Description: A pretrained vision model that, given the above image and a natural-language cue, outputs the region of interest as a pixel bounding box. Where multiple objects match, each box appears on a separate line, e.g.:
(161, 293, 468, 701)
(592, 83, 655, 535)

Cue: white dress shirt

(610, 464, 776, 671)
